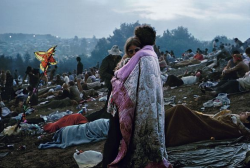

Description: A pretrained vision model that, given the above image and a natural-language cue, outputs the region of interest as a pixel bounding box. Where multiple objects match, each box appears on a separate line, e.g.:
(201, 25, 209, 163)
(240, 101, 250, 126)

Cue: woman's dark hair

(134, 24, 156, 46)
(124, 37, 142, 56)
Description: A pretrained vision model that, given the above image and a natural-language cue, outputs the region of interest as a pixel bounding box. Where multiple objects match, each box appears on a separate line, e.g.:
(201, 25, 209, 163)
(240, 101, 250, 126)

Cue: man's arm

(224, 62, 242, 74)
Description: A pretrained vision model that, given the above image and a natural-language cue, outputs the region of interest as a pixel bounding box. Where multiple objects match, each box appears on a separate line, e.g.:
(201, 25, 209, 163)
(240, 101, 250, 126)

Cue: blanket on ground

(174, 59, 200, 68)
(38, 119, 109, 149)
(167, 137, 250, 167)
(43, 113, 88, 133)
(165, 105, 248, 147)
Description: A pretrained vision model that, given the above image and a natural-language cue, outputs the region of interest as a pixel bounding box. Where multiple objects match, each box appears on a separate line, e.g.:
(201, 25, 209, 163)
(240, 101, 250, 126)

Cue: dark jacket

(77, 62, 83, 75)
(99, 55, 122, 90)
(26, 68, 40, 88)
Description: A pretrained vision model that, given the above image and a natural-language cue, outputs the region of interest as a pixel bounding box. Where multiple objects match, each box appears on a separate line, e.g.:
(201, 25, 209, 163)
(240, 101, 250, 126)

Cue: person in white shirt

(164, 70, 202, 89)
(63, 73, 69, 85)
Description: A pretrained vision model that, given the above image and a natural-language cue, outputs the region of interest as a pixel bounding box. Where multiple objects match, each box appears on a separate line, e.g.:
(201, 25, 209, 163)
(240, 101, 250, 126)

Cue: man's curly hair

(134, 24, 156, 46)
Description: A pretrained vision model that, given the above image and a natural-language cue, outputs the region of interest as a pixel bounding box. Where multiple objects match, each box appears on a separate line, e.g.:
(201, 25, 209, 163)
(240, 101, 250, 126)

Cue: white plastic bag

(73, 150, 103, 168)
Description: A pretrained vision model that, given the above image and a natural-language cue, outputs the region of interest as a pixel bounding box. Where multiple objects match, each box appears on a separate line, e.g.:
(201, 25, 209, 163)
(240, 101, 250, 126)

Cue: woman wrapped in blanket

(103, 25, 172, 168)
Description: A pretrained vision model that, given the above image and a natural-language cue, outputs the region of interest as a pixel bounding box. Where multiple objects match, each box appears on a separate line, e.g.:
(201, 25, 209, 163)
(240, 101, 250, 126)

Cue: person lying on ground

(165, 105, 250, 147)
(38, 83, 70, 100)
(43, 113, 88, 133)
(173, 58, 201, 68)
(35, 97, 78, 110)
(164, 70, 202, 90)
(77, 78, 103, 91)
(37, 118, 109, 149)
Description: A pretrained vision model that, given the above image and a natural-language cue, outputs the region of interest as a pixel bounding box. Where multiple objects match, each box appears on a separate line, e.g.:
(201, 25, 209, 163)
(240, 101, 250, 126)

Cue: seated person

(69, 81, 82, 102)
(164, 70, 202, 89)
(216, 45, 231, 61)
(183, 49, 194, 60)
(207, 71, 250, 95)
(68, 72, 75, 82)
(222, 54, 249, 80)
(244, 47, 250, 66)
(52, 74, 64, 86)
(159, 54, 168, 71)
(166, 50, 176, 64)
(85, 71, 97, 83)
(223, 50, 240, 71)
(38, 83, 70, 100)
(63, 73, 69, 85)
(77, 79, 103, 90)
(193, 50, 204, 61)
(165, 105, 250, 147)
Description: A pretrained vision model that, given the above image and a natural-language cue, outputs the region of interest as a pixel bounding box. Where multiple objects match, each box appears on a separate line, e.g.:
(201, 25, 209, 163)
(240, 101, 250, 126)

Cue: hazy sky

(0, 0, 250, 41)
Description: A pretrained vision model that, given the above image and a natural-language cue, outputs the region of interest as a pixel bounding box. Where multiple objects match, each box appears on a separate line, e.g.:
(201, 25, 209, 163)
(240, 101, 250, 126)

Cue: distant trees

(89, 22, 141, 66)
(156, 26, 204, 57)
(0, 22, 237, 75)
(0, 55, 13, 72)
(90, 23, 233, 65)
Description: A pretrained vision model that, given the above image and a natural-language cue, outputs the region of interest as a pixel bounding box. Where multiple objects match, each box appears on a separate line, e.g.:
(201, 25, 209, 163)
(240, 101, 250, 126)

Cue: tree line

(0, 21, 234, 76)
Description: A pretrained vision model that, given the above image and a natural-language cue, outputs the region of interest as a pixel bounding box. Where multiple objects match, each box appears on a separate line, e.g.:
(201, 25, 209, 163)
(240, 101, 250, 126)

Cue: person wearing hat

(222, 53, 249, 80)
(99, 45, 122, 92)
(85, 45, 122, 121)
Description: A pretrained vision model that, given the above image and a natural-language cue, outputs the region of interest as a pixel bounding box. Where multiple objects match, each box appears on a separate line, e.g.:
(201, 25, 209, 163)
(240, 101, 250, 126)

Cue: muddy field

(0, 84, 250, 168)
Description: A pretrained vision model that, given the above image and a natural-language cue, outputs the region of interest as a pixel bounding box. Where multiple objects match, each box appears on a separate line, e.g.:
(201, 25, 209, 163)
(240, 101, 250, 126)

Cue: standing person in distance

(76, 56, 83, 79)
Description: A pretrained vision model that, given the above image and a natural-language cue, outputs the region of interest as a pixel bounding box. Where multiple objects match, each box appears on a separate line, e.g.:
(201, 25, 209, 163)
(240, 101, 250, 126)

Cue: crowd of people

(1, 24, 250, 167)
